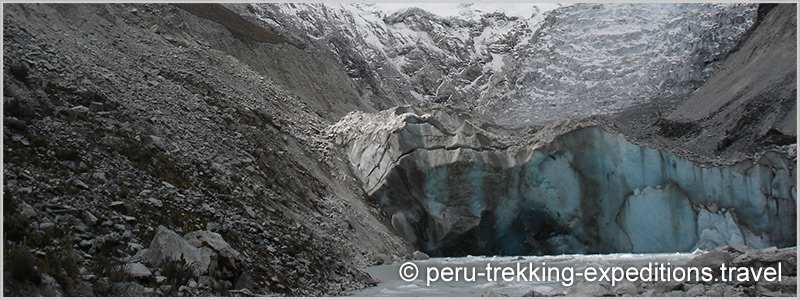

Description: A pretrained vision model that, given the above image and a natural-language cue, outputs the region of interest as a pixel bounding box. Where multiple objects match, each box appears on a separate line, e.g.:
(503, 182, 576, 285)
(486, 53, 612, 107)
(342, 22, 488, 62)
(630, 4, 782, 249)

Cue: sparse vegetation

(5, 246, 42, 283)
(56, 148, 80, 161)
(110, 136, 191, 189)
(8, 63, 30, 86)
(5, 117, 28, 132)
(162, 256, 193, 292)
(118, 186, 130, 199)
(38, 252, 78, 294)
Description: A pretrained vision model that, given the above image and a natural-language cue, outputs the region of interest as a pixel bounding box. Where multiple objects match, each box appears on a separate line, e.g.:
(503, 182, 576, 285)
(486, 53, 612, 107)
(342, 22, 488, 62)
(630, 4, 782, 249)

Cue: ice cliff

(329, 106, 796, 256)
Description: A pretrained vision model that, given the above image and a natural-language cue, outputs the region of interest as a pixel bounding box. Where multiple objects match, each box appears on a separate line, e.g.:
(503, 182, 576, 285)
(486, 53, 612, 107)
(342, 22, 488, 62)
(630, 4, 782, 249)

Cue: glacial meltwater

(350, 252, 699, 296)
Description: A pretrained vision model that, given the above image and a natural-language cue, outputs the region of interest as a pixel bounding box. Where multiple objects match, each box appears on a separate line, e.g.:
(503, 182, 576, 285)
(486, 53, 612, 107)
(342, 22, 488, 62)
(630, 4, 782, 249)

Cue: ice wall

(329, 107, 796, 256)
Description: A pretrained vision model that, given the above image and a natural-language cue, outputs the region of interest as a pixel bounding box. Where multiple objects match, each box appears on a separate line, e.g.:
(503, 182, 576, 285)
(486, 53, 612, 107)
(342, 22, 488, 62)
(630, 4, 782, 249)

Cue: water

(350, 252, 698, 296)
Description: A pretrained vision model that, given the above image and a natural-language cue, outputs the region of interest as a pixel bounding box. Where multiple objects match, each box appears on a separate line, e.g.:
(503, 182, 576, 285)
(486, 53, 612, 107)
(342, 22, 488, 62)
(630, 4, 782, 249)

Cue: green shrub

(4, 214, 30, 242)
(118, 186, 129, 199)
(4, 117, 28, 133)
(57, 182, 79, 195)
(31, 135, 49, 148)
(92, 249, 129, 283)
(38, 252, 76, 294)
(8, 64, 30, 86)
(26, 230, 52, 248)
(56, 149, 80, 161)
(5, 247, 41, 283)
(3, 194, 18, 216)
(161, 256, 193, 287)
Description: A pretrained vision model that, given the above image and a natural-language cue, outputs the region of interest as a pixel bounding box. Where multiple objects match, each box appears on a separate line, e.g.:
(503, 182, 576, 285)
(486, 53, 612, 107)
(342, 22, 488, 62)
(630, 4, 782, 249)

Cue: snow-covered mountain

(233, 3, 756, 125)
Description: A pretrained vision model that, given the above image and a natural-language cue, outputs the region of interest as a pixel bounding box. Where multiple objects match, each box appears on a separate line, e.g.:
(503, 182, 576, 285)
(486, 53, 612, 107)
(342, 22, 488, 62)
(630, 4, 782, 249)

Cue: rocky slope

(3, 3, 410, 296)
(609, 4, 797, 163)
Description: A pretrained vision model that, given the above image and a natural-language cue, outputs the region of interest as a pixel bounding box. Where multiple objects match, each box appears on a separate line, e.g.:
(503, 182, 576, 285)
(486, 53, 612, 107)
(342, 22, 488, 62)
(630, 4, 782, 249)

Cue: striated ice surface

(330, 107, 796, 256)
(480, 3, 756, 125)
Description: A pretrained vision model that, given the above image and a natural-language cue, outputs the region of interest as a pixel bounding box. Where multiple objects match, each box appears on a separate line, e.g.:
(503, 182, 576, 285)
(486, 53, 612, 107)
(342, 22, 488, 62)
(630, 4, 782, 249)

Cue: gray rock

(198, 275, 217, 289)
(110, 201, 126, 213)
(89, 101, 104, 112)
(147, 198, 163, 208)
(758, 277, 797, 294)
(72, 179, 89, 189)
(685, 284, 705, 297)
(612, 280, 638, 296)
(109, 281, 150, 297)
(40, 222, 55, 231)
(74, 222, 89, 232)
(520, 286, 562, 297)
(481, 290, 508, 297)
(566, 281, 614, 297)
(68, 105, 90, 118)
(412, 250, 430, 260)
(71, 280, 96, 296)
(79, 239, 93, 250)
(184, 230, 242, 266)
(158, 285, 172, 295)
(82, 211, 98, 225)
(663, 290, 685, 297)
(706, 202, 720, 213)
(124, 262, 152, 278)
(143, 135, 166, 151)
(39, 274, 65, 296)
(92, 172, 106, 181)
(234, 272, 257, 291)
(18, 202, 37, 219)
(704, 284, 725, 297)
(138, 225, 214, 275)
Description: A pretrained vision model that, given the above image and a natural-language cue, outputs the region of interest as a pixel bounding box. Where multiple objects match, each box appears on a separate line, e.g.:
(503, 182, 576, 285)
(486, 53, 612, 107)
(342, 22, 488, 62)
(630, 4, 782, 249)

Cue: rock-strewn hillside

(3, 3, 409, 296)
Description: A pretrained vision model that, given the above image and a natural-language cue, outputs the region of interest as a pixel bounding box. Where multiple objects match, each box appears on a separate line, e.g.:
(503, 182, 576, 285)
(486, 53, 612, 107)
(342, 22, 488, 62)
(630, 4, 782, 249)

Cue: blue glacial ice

(329, 107, 796, 256)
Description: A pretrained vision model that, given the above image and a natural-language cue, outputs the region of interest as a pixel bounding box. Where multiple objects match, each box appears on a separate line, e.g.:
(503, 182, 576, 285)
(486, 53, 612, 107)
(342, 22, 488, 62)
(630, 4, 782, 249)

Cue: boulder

(411, 250, 430, 260)
(137, 225, 214, 275)
(184, 230, 242, 267)
(124, 263, 152, 278)
(18, 202, 37, 220)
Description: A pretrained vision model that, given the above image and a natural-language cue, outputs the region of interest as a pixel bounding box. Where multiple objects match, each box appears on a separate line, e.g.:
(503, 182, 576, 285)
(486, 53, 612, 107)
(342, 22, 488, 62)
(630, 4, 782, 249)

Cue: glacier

(240, 3, 756, 125)
(329, 106, 796, 256)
